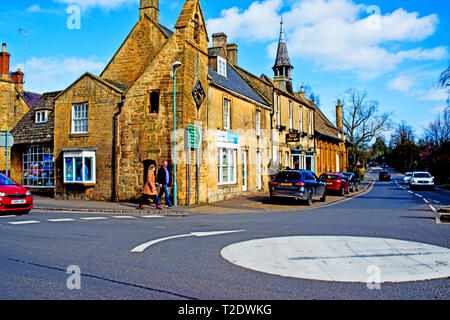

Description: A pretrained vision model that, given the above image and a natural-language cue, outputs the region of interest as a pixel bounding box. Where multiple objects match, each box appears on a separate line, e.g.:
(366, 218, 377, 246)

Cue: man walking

(156, 161, 173, 210)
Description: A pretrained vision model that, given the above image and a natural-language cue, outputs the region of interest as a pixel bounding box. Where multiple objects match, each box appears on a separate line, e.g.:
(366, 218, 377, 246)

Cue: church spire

(273, 16, 294, 93)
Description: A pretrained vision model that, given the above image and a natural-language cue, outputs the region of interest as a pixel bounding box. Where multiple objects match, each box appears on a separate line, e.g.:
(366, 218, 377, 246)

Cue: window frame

(256, 110, 261, 136)
(299, 106, 303, 132)
(218, 148, 237, 185)
(71, 103, 89, 134)
(35, 110, 48, 124)
(223, 98, 231, 130)
(217, 56, 227, 77)
(63, 151, 96, 184)
(289, 101, 293, 130)
(308, 110, 313, 136)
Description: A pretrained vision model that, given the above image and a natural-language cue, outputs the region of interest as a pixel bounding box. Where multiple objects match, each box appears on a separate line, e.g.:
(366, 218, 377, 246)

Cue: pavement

(31, 172, 375, 216)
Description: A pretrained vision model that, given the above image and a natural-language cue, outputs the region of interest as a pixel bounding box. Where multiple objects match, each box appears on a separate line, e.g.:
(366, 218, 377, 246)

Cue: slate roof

(312, 104, 342, 142)
(273, 19, 292, 68)
(159, 23, 174, 37)
(209, 64, 269, 107)
(21, 91, 42, 109)
(11, 91, 61, 145)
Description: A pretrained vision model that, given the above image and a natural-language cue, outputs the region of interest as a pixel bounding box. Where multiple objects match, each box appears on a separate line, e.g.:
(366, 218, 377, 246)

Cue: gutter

(112, 95, 125, 202)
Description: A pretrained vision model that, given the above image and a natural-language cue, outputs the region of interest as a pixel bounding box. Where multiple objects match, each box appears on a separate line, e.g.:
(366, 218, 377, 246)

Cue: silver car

(403, 172, 413, 184)
(410, 171, 434, 190)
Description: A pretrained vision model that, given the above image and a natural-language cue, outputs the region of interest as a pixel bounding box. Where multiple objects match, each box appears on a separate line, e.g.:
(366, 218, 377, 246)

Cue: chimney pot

(226, 43, 238, 65)
(336, 99, 344, 131)
(212, 33, 227, 48)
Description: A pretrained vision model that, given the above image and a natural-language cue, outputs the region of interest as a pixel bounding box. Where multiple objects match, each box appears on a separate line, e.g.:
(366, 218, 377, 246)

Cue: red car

(0, 173, 33, 214)
(319, 173, 350, 196)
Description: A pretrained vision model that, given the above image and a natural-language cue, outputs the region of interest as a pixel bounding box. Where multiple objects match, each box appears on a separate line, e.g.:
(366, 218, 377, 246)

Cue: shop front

(291, 149, 317, 173)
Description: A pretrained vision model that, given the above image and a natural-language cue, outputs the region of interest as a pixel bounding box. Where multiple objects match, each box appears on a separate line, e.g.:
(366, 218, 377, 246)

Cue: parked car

(0, 173, 33, 214)
(341, 172, 360, 192)
(270, 170, 327, 206)
(379, 170, 391, 181)
(410, 171, 434, 190)
(382, 163, 389, 169)
(319, 173, 350, 196)
(403, 172, 413, 184)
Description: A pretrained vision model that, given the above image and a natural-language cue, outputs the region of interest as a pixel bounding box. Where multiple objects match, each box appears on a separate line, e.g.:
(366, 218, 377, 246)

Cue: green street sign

(188, 125, 202, 149)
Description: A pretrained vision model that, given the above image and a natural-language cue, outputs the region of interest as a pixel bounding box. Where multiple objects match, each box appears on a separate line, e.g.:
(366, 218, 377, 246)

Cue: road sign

(0, 131, 14, 149)
(188, 125, 202, 149)
(356, 161, 362, 167)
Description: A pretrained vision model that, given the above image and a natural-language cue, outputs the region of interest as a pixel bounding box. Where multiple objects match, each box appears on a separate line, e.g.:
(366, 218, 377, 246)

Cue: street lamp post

(172, 61, 182, 207)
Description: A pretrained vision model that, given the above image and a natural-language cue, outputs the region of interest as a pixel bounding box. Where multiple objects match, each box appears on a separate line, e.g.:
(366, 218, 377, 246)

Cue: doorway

(242, 150, 248, 192)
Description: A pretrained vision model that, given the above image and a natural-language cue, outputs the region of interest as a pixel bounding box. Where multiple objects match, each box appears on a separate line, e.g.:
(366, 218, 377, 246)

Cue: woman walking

(138, 164, 158, 210)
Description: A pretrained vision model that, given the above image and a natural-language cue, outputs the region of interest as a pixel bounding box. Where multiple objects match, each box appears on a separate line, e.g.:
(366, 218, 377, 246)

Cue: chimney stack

(140, 0, 159, 22)
(212, 33, 227, 49)
(0, 43, 11, 78)
(336, 100, 344, 132)
(226, 43, 238, 65)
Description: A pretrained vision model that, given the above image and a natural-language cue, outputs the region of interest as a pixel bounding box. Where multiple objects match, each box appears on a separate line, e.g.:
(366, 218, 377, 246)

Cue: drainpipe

(112, 95, 125, 202)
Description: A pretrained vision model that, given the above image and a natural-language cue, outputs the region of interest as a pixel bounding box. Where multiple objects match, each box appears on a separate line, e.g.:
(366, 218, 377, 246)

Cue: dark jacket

(157, 166, 171, 186)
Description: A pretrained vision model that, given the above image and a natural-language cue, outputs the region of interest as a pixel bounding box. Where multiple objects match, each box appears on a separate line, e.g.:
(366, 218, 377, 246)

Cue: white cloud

(418, 88, 449, 102)
(430, 104, 447, 115)
(54, 0, 138, 11)
(387, 76, 416, 92)
(26, 5, 45, 13)
(207, 0, 447, 77)
(14, 56, 105, 93)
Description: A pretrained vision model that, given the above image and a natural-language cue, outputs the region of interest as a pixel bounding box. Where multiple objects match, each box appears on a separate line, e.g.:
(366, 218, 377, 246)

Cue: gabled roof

(209, 64, 270, 107)
(55, 72, 126, 101)
(11, 91, 61, 145)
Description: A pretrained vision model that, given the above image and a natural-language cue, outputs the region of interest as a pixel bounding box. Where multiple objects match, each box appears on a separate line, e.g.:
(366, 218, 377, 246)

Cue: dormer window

(35, 111, 48, 124)
(217, 56, 227, 77)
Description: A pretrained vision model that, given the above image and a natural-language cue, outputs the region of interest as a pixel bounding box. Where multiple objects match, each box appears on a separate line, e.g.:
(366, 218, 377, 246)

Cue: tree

(341, 89, 392, 170)
(437, 64, 449, 106)
(389, 121, 420, 173)
(424, 106, 450, 149)
(300, 83, 321, 107)
(370, 136, 387, 162)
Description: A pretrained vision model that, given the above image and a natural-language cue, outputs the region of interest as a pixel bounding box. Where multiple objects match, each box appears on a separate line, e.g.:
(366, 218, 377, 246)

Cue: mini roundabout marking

(220, 236, 450, 283)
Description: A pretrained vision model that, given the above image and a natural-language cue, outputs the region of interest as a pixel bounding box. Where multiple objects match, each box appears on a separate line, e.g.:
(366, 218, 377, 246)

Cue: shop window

(63, 151, 96, 184)
(149, 91, 160, 114)
(22, 145, 54, 188)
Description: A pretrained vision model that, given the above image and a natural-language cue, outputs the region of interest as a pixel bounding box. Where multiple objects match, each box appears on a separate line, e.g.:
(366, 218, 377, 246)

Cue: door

(256, 151, 262, 190)
(242, 150, 248, 192)
(292, 155, 300, 170)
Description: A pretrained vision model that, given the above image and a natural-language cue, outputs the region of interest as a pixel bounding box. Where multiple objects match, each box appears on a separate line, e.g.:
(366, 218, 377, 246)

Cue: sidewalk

(33, 196, 189, 216)
(32, 176, 374, 216)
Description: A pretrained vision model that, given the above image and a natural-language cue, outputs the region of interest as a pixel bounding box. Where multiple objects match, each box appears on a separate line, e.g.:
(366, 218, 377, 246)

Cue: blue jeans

(157, 185, 172, 206)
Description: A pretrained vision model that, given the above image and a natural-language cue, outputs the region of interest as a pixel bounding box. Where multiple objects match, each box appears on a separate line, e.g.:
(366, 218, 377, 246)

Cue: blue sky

(1, 0, 449, 139)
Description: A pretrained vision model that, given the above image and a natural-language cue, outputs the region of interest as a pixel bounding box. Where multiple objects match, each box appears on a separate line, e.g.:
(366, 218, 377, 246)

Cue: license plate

(280, 183, 292, 186)
(325, 182, 333, 185)
(12, 200, 26, 204)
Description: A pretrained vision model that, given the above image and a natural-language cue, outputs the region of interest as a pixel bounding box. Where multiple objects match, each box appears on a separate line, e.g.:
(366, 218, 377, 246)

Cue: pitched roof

(312, 104, 342, 142)
(209, 64, 269, 107)
(11, 91, 61, 145)
(21, 91, 42, 109)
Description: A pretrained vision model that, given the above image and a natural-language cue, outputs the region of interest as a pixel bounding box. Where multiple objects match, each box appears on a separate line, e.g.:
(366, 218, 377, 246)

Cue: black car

(341, 172, 360, 192)
(379, 170, 391, 181)
(270, 170, 327, 206)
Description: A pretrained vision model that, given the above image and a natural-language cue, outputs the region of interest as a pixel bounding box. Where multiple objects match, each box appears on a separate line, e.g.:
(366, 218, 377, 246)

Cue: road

(0, 169, 449, 300)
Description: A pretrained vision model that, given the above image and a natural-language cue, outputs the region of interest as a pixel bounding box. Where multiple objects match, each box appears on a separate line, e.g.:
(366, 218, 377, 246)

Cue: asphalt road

(0, 169, 449, 300)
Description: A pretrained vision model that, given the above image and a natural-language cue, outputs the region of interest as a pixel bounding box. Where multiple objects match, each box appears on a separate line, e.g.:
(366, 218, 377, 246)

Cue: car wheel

(320, 190, 327, 202)
(305, 191, 313, 206)
(345, 187, 350, 195)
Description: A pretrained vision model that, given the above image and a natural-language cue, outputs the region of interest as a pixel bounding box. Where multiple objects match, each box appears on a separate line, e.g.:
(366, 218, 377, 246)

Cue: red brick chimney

(12, 68, 24, 91)
(0, 43, 11, 77)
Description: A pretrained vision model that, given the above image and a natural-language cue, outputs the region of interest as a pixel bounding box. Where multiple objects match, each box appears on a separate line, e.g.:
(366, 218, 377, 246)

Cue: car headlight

(0, 192, 5, 197)
(26, 191, 32, 196)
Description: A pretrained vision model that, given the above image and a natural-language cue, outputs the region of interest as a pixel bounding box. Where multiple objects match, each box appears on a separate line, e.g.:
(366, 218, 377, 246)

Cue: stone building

(10, 91, 61, 193)
(206, 33, 272, 202)
(0, 43, 40, 174)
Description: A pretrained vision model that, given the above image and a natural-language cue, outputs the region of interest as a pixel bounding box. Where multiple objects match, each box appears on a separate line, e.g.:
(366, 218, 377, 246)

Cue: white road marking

(131, 230, 246, 253)
(423, 199, 430, 204)
(429, 205, 437, 213)
(415, 194, 423, 198)
(0, 215, 17, 218)
(221, 236, 450, 283)
(140, 215, 165, 218)
(113, 216, 137, 219)
(80, 217, 108, 221)
(433, 200, 441, 204)
(48, 219, 76, 223)
(408, 191, 413, 194)
(8, 220, 40, 225)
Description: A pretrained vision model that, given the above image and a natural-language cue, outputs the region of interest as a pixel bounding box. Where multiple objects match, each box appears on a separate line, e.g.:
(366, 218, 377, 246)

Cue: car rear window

(0, 174, 17, 186)
(405, 173, 412, 177)
(275, 172, 303, 182)
(320, 174, 340, 180)
(413, 173, 431, 178)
